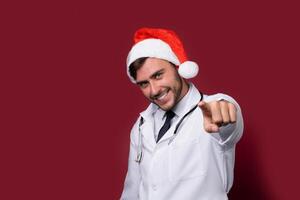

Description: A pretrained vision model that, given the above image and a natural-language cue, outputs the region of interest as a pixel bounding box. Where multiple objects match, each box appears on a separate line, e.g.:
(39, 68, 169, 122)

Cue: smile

(153, 89, 170, 104)
(157, 90, 168, 100)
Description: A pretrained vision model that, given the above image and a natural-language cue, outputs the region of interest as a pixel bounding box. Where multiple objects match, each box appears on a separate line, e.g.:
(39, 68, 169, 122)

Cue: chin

(158, 102, 175, 111)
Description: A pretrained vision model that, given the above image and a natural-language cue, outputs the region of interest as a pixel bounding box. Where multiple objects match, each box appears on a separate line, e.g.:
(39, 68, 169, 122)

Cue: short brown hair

(129, 57, 148, 80)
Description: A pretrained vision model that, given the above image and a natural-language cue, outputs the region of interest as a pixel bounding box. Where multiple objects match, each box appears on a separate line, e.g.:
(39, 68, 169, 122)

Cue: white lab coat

(120, 84, 244, 200)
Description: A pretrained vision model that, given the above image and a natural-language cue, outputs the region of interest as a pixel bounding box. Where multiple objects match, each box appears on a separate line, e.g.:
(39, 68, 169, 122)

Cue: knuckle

(229, 103, 237, 111)
(210, 101, 218, 107)
(219, 100, 226, 106)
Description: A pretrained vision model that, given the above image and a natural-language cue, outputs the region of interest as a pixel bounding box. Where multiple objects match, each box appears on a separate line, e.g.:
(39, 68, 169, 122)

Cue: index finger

(198, 101, 211, 115)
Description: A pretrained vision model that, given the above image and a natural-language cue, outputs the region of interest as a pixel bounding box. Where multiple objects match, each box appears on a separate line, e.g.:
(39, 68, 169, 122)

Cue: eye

(154, 72, 162, 79)
(138, 82, 148, 89)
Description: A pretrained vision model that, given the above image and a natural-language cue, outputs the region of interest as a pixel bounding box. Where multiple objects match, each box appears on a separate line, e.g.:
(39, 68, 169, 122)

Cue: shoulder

(128, 103, 155, 144)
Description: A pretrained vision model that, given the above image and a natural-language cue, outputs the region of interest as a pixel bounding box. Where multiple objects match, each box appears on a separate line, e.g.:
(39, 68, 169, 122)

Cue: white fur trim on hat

(127, 39, 180, 67)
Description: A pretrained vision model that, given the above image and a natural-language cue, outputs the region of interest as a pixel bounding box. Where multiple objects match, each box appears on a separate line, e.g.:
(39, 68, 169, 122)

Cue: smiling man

(120, 28, 244, 200)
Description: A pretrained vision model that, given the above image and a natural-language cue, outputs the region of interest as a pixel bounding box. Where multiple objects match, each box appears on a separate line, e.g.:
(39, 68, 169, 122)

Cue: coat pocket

(168, 139, 205, 182)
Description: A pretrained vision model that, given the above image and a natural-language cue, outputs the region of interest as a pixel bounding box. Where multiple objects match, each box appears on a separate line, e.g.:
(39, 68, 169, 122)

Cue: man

(120, 28, 244, 200)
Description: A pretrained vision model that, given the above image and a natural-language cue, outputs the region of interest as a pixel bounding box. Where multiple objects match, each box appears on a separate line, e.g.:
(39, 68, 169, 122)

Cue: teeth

(157, 91, 168, 100)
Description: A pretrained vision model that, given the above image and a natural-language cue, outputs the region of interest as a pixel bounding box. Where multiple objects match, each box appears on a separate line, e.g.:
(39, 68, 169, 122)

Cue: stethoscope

(135, 91, 203, 164)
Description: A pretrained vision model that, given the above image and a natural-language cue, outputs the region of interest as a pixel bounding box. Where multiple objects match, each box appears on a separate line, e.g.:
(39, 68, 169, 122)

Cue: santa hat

(126, 27, 199, 83)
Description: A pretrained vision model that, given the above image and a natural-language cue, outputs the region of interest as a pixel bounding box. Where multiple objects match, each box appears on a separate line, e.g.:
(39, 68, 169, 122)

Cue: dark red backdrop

(1, 0, 299, 199)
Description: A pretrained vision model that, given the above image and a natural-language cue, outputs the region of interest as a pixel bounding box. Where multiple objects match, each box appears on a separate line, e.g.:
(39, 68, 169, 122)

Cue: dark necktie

(156, 110, 175, 143)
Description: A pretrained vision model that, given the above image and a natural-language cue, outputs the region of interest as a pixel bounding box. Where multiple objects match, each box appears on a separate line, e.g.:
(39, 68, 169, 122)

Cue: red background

(1, 0, 299, 199)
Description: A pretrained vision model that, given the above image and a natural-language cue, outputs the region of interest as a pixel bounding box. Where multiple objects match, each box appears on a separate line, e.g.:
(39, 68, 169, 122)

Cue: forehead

(136, 58, 174, 81)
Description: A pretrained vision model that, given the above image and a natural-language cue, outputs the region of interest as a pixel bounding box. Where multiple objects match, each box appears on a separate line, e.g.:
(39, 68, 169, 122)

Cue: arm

(120, 121, 141, 200)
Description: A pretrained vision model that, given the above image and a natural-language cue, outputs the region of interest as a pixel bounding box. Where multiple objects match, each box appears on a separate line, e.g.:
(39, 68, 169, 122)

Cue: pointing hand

(198, 100, 237, 133)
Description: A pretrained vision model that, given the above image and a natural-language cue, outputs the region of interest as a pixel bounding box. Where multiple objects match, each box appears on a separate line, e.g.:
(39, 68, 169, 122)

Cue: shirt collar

(172, 83, 200, 118)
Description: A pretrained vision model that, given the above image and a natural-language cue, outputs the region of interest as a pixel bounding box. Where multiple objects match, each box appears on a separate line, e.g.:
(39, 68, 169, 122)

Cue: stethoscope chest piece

(135, 152, 143, 163)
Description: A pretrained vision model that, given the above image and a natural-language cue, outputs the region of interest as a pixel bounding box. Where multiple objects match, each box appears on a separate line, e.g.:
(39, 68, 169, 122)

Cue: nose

(149, 81, 160, 97)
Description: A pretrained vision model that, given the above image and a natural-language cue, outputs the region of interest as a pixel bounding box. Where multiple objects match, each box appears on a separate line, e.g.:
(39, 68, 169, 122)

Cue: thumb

(205, 123, 220, 133)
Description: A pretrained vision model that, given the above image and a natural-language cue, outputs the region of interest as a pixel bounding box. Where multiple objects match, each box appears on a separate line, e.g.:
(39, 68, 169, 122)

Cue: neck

(178, 79, 189, 102)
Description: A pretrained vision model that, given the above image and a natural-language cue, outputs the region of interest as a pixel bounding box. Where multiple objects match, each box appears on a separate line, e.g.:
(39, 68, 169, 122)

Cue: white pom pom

(178, 61, 199, 79)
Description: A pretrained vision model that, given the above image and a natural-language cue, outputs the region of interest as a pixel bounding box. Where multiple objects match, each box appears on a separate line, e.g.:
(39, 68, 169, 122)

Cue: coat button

(152, 184, 157, 191)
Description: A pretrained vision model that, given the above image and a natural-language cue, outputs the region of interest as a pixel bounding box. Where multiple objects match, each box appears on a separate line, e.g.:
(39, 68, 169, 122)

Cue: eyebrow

(136, 80, 148, 86)
(150, 69, 164, 79)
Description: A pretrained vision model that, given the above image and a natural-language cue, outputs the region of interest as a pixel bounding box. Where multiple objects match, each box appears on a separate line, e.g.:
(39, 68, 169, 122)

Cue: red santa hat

(126, 27, 199, 83)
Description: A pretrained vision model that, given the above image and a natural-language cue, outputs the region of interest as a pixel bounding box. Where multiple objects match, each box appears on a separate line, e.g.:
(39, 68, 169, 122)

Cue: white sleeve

(120, 120, 141, 200)
(204, 93, 244, 149)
